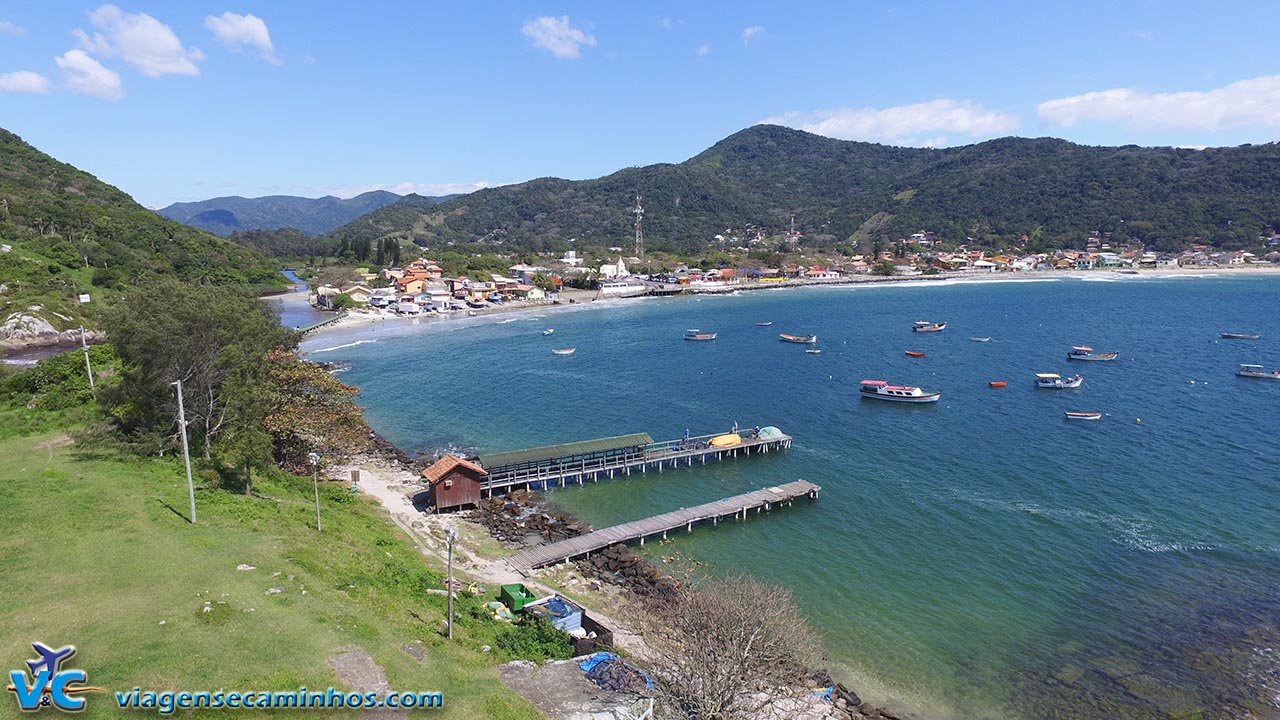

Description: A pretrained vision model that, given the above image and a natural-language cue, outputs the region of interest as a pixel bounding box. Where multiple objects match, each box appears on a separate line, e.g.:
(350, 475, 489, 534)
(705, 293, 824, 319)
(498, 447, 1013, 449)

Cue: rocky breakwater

(472, 491, 679, 599)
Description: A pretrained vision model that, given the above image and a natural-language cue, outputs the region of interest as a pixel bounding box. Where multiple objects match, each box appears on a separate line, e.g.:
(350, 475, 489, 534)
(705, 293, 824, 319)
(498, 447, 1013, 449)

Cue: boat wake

(309, 339, 379, 353)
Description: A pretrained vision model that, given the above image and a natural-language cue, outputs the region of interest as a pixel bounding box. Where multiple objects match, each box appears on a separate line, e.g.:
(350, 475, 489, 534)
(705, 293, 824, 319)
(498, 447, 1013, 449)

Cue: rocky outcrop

(0, 310, 102, 353)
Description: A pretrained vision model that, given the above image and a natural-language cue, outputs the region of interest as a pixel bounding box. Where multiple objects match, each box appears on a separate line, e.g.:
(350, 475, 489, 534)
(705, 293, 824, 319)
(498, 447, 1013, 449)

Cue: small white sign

(78, 293, 91, 303)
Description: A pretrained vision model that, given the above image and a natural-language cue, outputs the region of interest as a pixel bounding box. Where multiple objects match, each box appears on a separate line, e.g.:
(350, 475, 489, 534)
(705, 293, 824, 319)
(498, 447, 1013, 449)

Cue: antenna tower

(633, 194, 644, 258)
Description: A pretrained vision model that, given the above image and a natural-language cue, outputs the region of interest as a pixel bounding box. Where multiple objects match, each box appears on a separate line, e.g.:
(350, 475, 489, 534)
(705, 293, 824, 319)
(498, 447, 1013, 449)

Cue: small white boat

(1064, 412, 1103, 421)
(1221, 332, 1261, 340)
(970, 337, 991, 342)
(1067, 346, 1118, 361)
(779, 333, 817, 344)
(1236, 364, 1280, 379)
(859, 380, 941, 403)
(551, 348, 576, 355)
(805, 349, 822, 354)
(756, 321, 773, 326)
(1035, 373, 1084, 389)
(542, 328, 554, 336)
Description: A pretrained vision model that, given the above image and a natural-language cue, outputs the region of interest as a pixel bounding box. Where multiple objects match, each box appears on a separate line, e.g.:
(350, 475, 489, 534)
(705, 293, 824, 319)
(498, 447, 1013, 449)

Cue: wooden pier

(479, 427, 793, 495)
(506, 480, 821, 574)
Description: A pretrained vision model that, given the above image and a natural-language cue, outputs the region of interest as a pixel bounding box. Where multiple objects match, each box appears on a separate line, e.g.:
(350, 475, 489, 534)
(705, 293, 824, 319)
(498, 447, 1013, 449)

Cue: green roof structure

(477, 433, 654, 469)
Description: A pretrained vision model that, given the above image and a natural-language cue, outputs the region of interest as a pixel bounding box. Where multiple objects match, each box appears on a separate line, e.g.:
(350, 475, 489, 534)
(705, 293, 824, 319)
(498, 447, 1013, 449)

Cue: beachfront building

(421, 455, 486, 512)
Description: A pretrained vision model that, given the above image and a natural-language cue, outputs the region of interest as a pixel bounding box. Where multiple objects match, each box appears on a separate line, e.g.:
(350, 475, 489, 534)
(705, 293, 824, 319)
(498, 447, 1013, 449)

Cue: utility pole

(171, 380, 196, 524)
(79, 326, 94, 391)
(309, 452, 322, 531)
(445, 527, 458, 640)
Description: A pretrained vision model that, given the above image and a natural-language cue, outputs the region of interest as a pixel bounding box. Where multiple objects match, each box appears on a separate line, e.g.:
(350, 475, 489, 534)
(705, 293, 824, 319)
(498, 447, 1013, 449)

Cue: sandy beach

(301, 265, 1280, 343)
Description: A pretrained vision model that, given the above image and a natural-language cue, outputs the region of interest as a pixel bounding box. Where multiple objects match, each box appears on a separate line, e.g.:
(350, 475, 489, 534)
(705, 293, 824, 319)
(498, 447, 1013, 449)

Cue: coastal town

(310, 230, 1280, 318)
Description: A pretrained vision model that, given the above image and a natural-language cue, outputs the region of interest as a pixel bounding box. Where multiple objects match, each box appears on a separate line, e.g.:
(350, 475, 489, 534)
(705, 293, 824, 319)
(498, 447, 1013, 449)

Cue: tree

(873, 260, 896, 276)
(636, 575, 822, 720)
(102, 279, 297, 459)
(261, 349, 369, 471)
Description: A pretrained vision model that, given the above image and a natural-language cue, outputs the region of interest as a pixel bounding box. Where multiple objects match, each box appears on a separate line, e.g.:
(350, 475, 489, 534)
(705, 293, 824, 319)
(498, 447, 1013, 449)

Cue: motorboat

(904, 351, 926, 358)
(1064, 412, 1103, 421)
(1221, 332, 1261, 340)
(551, 348, 576, 355)
(805, 349, 822, 354)
(1236, 364, 1280, 379)
(1035, 373, 1084, 389)
(859, 380, 941, 403)
(913, 321, 946, 333)
(684, 329, 717, 341)
(1067, 346, 1118, 361)
(779, 333, 817, 344)
(988, 381, 1007, 387)
(542, 328, 554, 336)
(756, 321, 773, 326)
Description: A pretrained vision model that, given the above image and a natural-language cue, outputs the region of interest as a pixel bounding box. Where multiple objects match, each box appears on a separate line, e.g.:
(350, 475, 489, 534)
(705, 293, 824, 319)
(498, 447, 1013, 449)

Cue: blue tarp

(578, 652, 618, 672)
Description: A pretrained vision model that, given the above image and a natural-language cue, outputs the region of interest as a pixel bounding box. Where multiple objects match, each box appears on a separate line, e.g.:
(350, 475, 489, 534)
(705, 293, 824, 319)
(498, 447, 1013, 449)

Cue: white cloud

(74, 4, 203, 77)
(55, 49, 123, 100)
(764, 99, 1020, 146)
(0, 71, 51, 94)
(1038, 75, 1280, 131)
(696, 44, 710, 57)
(741, 25, 764, 45)
(0, 21, 26, 37)
(204, 12, 280, 65)
(521, 15, 596, 59)
(300, 181, 494, 199)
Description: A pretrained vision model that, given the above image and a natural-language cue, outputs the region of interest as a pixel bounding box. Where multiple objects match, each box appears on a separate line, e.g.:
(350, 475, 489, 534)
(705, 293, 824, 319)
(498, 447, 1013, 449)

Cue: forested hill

(0, 128, 281, 332)
(331, 125, 1280, 254)
(158, 190, 415, 236)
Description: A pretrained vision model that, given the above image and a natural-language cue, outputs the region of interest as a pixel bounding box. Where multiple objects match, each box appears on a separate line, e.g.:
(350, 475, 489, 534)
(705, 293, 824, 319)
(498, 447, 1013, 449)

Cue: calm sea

(301, 274, 1280, 719)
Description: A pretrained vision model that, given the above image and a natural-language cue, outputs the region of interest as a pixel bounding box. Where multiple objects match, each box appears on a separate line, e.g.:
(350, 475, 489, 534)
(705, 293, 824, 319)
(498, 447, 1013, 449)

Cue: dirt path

(329, 459, 652, 659)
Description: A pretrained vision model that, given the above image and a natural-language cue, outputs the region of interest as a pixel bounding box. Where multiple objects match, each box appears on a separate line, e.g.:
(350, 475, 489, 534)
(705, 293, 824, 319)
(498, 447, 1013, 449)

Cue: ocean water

(301, 274, 1280, 719)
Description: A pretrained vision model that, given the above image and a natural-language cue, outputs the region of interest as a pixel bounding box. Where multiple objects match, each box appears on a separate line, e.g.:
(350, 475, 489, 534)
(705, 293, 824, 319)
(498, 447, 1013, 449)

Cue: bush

(494, 616, 574, 661)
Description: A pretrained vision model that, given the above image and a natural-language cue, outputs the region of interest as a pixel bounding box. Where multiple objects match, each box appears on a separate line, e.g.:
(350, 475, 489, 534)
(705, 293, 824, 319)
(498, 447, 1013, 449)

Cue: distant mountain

(0, 127, 280, 335)
(158, 190, 422, 236)
(330, 125, 1280, 254)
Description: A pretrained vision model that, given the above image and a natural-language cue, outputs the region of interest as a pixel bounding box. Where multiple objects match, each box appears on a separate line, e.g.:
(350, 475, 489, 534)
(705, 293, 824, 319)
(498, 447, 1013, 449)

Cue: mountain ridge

(330, 125, 1280, 254)
(159, 190, 430, 236)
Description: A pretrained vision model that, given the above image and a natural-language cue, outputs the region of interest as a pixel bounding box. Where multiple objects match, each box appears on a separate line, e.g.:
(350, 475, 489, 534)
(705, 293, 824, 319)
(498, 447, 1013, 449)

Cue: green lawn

(0, 431, 541, 719)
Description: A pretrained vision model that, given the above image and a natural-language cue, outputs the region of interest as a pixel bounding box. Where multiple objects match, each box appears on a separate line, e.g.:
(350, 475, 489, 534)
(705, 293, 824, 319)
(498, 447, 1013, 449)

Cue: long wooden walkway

(506, 480, 821, 574)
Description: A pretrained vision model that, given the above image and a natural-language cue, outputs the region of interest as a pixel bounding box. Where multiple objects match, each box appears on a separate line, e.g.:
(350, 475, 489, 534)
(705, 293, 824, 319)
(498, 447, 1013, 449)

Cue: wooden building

(421, 455, 486, 511)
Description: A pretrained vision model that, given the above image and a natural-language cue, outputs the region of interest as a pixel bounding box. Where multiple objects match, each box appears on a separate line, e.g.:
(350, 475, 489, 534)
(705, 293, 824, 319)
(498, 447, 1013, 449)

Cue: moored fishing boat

(1067, 346, 1118, 361)
(1236, 363, 1280, 379)
(905, 350, 926, 358)
(779, 333, 817, 344)
(988, 381, 1006, 387)
(1035, 373, 1084, 389)
(805, 349, 822, 354)
(1221, 332, 1261, 340)
(551, 348, 576, 355)
(913, 321, 947, 333)
(859, 379, 942, 403)
(1064, 411, 1103, 421)
(542, 328, 554, 336)
(684, 329, 717, 341)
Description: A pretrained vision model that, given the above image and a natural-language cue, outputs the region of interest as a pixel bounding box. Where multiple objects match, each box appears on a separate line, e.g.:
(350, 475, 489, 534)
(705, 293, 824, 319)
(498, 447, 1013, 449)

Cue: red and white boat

(859, 380, 941, 403)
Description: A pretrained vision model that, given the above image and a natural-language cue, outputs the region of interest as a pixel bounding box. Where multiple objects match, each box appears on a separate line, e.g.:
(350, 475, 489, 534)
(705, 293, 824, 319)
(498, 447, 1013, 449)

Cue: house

(420, 455, 486, 512)
(803, 266, 841, 280)
(394, 276, 427, 294)
(1156, 255, 1179, 268)
(971, 259, 998, 273)
(339, 284, 373, 303)
(561, 250, 584, 267)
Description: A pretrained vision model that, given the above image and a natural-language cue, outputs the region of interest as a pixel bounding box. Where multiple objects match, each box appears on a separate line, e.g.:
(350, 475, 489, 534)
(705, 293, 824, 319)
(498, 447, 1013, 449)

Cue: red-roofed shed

(421, 455, 486, 511)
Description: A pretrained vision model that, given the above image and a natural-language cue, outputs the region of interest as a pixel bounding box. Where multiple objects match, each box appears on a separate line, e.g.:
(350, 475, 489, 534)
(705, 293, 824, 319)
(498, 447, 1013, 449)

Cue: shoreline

(300, 265, 1280, 345)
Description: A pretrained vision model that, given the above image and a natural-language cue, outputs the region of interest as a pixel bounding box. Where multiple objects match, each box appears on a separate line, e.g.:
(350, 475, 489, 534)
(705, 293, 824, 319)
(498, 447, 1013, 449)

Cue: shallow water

(303, 274, 1280, 718)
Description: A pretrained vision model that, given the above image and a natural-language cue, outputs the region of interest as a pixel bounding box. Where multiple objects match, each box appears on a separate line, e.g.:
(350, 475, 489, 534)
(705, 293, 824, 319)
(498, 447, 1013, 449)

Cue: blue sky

(2, 2, 1278, 208)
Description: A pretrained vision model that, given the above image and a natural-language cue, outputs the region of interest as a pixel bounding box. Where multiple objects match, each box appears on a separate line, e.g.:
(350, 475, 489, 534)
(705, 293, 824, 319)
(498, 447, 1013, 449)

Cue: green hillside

(0, 128, 281, 332)
(330, 125, 1280, 254)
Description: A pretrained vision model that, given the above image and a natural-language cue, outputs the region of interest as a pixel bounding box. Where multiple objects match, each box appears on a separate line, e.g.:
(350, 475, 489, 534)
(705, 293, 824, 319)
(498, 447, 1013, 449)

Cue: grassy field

(0, 430, 543, 719)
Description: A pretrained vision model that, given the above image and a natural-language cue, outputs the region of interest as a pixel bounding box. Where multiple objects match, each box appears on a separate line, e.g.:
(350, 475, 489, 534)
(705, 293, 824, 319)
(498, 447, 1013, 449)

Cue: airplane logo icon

(26, 644, 76, 677)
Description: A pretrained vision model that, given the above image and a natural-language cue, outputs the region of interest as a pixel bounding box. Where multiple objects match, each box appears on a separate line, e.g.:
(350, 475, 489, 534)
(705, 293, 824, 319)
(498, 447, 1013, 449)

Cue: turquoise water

(301, 275, 1280, 718)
